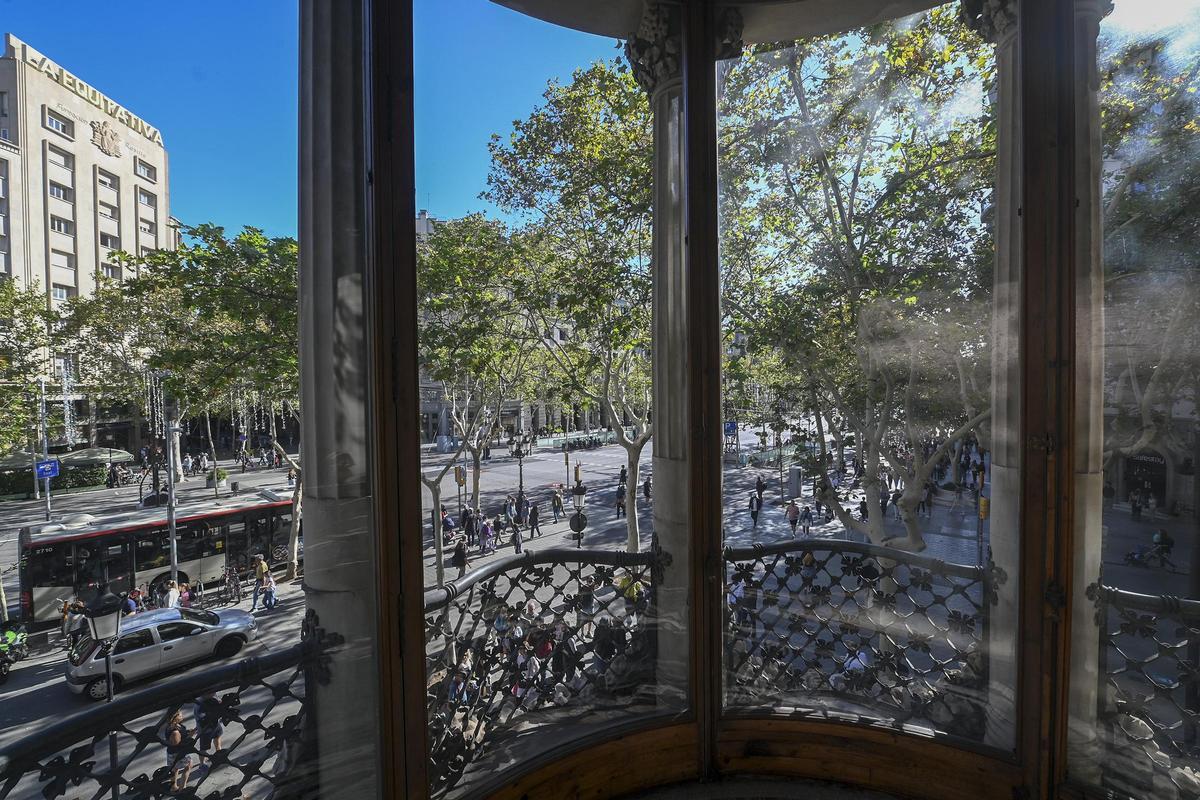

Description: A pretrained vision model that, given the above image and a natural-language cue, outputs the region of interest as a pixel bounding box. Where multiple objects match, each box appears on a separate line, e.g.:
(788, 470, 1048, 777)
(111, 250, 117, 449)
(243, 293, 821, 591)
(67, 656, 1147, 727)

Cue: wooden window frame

(364, 0, 1083, 797)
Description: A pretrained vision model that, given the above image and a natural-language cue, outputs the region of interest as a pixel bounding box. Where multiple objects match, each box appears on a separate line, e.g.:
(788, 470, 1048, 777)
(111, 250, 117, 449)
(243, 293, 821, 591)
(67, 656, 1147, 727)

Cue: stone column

(962, 0, 1020, 749)
(299, 1, 380, 797)
(626, 0, 689, 697)
(1067, 0, 1112, 784)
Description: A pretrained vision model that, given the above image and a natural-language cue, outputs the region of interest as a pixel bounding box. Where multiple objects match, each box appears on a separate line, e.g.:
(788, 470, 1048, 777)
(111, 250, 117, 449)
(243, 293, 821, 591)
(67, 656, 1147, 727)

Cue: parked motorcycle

(0, 621, 30, 684)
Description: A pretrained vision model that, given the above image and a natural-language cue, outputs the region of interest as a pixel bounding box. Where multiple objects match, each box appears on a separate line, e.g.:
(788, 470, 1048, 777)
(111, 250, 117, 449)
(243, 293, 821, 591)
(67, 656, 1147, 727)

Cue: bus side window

(178, 526, 206, 562)
(25, 543, 75, 588)
(204, 526, 225, 559)
(248, 511, 271, 559)
(135, 530, 168, 572)
(271, 511, 292, 562)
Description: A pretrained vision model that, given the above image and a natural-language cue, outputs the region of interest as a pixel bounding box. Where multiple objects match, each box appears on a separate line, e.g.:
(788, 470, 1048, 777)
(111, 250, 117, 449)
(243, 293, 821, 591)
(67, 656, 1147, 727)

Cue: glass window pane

(1070, 2, 1200, 796)
(416, 2, 688, 795)
(717, 2, 1019, 751)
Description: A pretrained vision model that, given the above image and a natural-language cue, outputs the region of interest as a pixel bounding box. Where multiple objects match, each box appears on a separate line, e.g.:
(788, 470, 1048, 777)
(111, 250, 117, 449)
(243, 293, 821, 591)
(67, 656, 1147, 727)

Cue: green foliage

(0, 279, 51, 453)
(0, 465, 106, 496)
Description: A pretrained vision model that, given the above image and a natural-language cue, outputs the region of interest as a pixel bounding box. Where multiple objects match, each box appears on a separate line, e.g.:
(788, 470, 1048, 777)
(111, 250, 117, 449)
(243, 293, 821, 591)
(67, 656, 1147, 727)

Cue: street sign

(35, 459, 59, 480)
(724, 420, 738, 437)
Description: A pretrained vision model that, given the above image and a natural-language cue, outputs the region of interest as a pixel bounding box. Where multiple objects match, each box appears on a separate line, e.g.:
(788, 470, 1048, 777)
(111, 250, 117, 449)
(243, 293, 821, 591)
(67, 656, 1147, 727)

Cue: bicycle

(222, 567, 243, 604)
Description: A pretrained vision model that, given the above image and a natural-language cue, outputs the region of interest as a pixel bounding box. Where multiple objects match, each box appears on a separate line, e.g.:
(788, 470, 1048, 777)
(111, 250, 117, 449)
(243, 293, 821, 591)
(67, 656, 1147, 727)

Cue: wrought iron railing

(0, 609, 335, 800)
(724, 539, 1001, 741)
(424, 546, 663, 797)
(1088, 582, 1200, 799)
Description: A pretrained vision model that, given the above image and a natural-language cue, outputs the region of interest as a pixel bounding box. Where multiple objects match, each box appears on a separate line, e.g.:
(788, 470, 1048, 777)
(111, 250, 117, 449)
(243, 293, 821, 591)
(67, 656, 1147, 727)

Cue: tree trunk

(624, 444, 643, 552)
(286, 478, 303, 580)
(469, 446, 482, 510)
(86, 396, 99, 446)
(170, 425, 185, 483)
(205, 411, 220, 498)
(428, 480, 445, 586)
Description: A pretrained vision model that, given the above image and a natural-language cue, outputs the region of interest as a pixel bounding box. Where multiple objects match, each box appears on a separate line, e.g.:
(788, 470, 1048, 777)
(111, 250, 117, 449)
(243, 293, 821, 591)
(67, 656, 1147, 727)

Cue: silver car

(66, 607, 257, 700)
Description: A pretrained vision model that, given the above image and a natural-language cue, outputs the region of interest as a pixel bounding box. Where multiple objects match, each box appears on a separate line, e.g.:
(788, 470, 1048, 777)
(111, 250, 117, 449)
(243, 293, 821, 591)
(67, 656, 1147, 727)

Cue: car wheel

(215, 636, 245, 659)
(85, 677, 115, 701)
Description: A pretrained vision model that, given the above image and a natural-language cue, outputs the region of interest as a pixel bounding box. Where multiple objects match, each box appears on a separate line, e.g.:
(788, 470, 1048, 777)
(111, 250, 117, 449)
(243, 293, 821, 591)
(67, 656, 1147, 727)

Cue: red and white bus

(18, 491, 298, 628)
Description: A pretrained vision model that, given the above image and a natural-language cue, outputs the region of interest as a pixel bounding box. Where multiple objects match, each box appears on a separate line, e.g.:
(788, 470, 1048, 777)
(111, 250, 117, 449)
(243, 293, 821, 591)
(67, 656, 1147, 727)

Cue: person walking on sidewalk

(552, 487, 564, 523)
(755, 475, 766, 501)
(800, 505, 814, 536)
(452, 539, 470, 578)
(619, 465, 628, 485)
(786, 500, 800, 537)
(749, 493, 762, 528)
(643, 475, 652, 501)
(512, 520, 524, 554)
(616, 482, 627, 518)
(529, 503, 543, 537)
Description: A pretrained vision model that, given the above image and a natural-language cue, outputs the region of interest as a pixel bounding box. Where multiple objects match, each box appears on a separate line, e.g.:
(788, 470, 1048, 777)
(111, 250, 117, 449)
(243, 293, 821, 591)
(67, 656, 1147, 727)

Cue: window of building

(99, 232, 119, 249)
(135, 159, 157, 181)
(0, 129, 8, 141)
(50, 249, 74, 270)
(48, 181, 73, 202)
(101, 263, 121, 281)
(49, 215, 73, 235)
(98, 202, 118, 220)
(47, 145, 73, 170)
(137, 188, 156, 208)
(139, 218, 156, 235)
(44, 109, 73, 137)
(140, 245, 154, 257)
(0, 92, 7, 117)
(97, 170, 118, 190)
(50, 284, 74, 303)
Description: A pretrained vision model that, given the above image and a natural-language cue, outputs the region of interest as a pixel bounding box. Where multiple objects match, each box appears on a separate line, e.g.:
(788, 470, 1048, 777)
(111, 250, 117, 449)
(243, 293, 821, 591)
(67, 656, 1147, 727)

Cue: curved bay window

(1, 0, 1158, 798)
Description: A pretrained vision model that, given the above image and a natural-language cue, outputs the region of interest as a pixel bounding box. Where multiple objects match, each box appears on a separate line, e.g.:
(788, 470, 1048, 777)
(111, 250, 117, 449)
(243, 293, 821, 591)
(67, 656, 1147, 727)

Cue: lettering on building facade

(15, 38, 163, 146)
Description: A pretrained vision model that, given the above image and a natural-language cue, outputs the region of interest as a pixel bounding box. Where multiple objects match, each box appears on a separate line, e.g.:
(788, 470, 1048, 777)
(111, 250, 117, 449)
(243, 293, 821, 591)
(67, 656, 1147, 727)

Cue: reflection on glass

(717, 3, 1018, 749)
(416, 4, 686, 795)
(1071, 2, 1200, 796)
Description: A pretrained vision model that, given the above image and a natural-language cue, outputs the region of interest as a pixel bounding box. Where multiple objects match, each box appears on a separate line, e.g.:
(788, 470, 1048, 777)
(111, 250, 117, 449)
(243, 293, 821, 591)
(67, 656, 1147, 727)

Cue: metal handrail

(423, 547, 658, 612)
(724, 537, 984, 580)
(0, 640, 309, 775)
(1090, 582, 1200, 621)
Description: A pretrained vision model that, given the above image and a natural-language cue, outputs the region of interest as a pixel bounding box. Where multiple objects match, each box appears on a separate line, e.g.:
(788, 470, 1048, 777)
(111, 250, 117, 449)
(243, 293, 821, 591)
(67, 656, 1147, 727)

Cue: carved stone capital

(624, 1, 681, 95)
(959, 0, 1018, 45)
(715, 7, 744, 62)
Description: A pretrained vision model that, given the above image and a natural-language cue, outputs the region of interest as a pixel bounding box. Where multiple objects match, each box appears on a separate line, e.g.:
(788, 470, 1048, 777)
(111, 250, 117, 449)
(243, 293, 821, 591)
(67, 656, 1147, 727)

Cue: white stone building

(0, 33, 175, 309)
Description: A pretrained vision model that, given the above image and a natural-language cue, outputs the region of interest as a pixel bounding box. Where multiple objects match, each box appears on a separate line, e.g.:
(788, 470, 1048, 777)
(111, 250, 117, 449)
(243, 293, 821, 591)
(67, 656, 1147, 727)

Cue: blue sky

(415, 1, 618, 221)
(1, 0, 299, 238)
(2, 0, 615, 238)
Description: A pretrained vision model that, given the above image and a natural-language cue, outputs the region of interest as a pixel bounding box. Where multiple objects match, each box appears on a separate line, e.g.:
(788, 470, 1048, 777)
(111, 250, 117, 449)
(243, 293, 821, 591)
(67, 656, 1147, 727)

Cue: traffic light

(454, 466, 466, 486)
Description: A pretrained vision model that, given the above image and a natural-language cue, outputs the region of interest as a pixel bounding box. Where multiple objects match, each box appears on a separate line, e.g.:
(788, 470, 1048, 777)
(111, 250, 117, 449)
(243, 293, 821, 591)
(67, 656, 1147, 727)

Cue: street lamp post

(166, 422, 180, 583)
(85, 586, 124, 800)
(508, 433, 531, 499)
(570, 469, 588, 548)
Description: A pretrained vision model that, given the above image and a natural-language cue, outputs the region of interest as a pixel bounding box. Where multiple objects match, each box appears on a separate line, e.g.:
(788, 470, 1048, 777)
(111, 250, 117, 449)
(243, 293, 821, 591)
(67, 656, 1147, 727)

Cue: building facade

(0, 33, 173, 309)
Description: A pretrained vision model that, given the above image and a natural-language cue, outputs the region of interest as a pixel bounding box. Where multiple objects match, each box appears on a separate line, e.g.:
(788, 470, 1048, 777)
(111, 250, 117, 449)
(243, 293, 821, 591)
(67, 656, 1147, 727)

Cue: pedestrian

(643, 475, 652, 501)
(619, 465, 628, 485)
(262, 571, 278, 610)
(165, 580, 181, 609)
(480, 518, 494, 554)
(452, 539, 470, 578)
(891, 489, 903, 520)
(860, 499, 869, 521)
(286, 469, 296, 489)
(755, 475, 765, 501)
(517, 493, 530, 525)
(464, 507, 478, 548)
(529, 503, 542, 537)
(800, 505, 814, 536)
(504, 495, 517, 533)
(1147, 492, 1158, 520)
(552, 487, 564, 523)
(786, 500, 800, 537)
(164, 710, 194, 792)
(194, 693, 225, 768)
(512, 519, 523, 554)
(916, 485, 928, 517)
(748, 493, 761, 528)
(1130, 489, 1142, 521)
(616, 482, 627, 518)
(250, 554, 268, 611)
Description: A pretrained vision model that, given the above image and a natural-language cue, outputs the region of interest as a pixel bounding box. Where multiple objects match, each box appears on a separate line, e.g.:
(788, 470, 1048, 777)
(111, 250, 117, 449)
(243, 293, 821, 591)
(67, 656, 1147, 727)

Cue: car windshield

(179, 608, 219, 626)
(67, 634, 96, 667)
